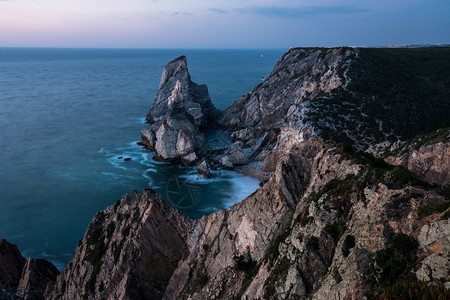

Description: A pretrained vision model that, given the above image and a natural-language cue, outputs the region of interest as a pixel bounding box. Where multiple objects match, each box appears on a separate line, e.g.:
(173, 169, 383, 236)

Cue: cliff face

(163, 140, 449, 299)
(384, 128, 450, 185)
(43, 47, 450, 299)
(45, 190, 193, 300)
(220, 47, 450, 169)
(45, 139, 449, 299)
(219, 48, 352, 166)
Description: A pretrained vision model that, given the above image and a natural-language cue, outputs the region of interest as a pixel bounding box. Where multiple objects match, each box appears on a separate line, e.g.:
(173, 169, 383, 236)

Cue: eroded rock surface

(141, 56, 220, 164)
(45, 139, 450, 299)
(146, 56, 220, 129)
(45, 190, 194, 300)
(37, 48, 450, 298)
(385, 129, 450, 185)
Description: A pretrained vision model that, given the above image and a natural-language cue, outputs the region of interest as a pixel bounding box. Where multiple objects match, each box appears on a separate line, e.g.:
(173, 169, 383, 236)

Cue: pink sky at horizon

(0, 0, 448, 48)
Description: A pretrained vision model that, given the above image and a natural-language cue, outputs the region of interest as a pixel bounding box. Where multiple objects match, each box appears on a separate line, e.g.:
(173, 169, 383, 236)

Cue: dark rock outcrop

(196, 160, 212, 178)
(16, 258, 59, 300)
(0, 239, 58, 300)
(45, 190, 194, 300)
(0, 238, 26, 290)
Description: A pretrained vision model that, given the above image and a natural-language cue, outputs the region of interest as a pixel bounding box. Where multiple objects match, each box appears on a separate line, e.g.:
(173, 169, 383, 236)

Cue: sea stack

(141, 56, 220, 165)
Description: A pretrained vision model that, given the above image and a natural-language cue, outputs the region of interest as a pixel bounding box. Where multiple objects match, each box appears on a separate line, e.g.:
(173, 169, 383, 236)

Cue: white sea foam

(198, 206, 220, 213)
(136, 117, 146, 124)
(101, 172, 136, 180)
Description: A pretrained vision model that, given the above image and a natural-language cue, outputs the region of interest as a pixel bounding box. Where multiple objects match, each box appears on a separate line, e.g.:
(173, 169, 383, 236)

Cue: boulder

(181, 152, 198, 166)
(196, 160, 212, 178)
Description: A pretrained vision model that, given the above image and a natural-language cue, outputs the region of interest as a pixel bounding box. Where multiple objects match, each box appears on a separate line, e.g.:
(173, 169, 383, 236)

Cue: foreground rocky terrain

(2, 47, 449, 299)
(43, 137, 449, 299)
(0, 239, 59, 300)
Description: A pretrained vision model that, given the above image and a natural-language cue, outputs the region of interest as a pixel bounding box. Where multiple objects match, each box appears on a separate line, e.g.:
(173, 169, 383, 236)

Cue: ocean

(0, 48, 286, 270)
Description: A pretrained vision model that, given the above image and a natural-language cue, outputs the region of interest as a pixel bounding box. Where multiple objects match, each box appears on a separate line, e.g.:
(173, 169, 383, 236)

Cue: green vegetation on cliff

(306, 47, 450, 145)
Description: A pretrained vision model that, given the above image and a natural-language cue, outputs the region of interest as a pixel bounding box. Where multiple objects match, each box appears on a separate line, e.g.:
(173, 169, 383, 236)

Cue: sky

(0, 0, 449, 48)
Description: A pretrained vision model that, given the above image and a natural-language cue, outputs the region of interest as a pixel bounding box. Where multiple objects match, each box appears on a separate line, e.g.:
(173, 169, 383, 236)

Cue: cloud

(237, 5, 367, 19)
(210, 8, 228, 14)
(170, 11, 193, 17)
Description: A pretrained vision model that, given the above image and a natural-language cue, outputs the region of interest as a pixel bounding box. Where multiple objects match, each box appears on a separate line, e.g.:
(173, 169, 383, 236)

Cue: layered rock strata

(45, 190, 193, 300)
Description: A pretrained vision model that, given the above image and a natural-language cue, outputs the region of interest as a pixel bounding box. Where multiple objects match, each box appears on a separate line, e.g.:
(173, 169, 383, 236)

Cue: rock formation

(384, 128, 450, 185)
(146, 56, 220, 129)
(17, 258, 60, 300)
(44, 47, 449, 299)
(219, 47, 450, 170)
(196, 160, 212, 178)
(45, 190, 193, 300)
(0, 239, 59, 300)
(141, 56, 220, 165)
(0, 238, 26, 290)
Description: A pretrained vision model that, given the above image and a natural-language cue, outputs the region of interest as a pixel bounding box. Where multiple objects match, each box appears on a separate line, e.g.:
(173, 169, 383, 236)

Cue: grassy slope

(306, 47, 450, 145)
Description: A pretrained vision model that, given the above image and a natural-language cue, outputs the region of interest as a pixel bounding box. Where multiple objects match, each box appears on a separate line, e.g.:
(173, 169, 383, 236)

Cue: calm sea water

(0, 48, 285, 269)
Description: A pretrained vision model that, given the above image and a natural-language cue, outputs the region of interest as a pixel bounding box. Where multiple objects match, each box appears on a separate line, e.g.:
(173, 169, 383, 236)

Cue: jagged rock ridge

(146, 56, 219, 129)
(45, 190, 193, 300)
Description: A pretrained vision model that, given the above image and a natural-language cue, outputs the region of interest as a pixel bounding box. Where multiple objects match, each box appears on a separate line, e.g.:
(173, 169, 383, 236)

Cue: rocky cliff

(45, 190, 193, 300)
(6, 47, 449, 299)
(45, 139, 449, 299)
(219, 47, 450, 170)
(142, 48, 450, 172)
